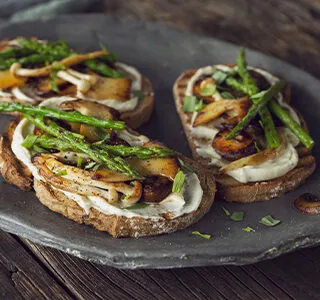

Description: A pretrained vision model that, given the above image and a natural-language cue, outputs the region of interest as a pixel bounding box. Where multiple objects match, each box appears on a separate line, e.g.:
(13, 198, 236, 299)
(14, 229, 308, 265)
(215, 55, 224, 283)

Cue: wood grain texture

(9, 238, 320, 300)
(105, 0, 320, 79)
(0, 231, 72, 300)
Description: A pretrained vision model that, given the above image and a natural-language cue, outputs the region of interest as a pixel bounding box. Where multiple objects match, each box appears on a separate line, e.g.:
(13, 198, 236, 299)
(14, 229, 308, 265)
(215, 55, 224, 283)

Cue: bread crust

(0, 119, 216, 237)
(33, 157, 215, 237)
(173, 68, 316, 203)
(120, 76, 154, 129)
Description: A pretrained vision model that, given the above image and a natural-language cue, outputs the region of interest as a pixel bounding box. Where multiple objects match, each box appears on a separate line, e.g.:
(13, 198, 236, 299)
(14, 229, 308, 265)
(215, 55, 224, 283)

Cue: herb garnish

(183, 96, 204, 113)
(212, 70, 229, 84)
(220, 91, 234, 99)
(172, 170, 186, 193)
(200, 85, 216, 96)
(49, 169, 67, 179)
(242, 226, 255, 232)
(259, 215, 281, 227)
(178, 158, 195, 173)
(77, 156, 83, 168)
(230, 211, 245, 221)
(192, 231, 211, 239)
(222, 206, 231, 216)
(49, 64, 66, 93)
(254, 141, 261, 152)
(132, 90, 144, 101)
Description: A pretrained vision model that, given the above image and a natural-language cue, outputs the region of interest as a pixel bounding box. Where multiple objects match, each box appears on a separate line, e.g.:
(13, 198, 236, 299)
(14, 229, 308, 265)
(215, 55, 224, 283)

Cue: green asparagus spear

(0, 47, 35, 60)
(0, 102, 125, 130)
(83, 59, 124, 78)
(269, 100, 314, 150)
(234, 49, 280, 148)
(226, 80, 285, 140)
(23, 135, 177, 159)
(22, 115, 142, 178)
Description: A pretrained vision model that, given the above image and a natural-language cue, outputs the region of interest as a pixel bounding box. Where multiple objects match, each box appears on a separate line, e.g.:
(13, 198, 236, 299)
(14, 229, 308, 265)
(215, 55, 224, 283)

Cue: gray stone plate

(0, 14, 319, 269)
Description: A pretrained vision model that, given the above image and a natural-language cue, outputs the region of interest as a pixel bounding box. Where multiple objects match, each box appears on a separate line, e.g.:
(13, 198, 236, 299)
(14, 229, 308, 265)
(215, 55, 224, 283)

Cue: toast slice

(0, 107, 216, 237)
(0, 37, 154, 129)
(173, 69, 316, 203)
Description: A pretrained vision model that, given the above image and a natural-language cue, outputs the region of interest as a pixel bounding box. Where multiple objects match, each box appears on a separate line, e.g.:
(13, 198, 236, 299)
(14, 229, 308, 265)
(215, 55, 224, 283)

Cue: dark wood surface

(1, 1, 320, 299)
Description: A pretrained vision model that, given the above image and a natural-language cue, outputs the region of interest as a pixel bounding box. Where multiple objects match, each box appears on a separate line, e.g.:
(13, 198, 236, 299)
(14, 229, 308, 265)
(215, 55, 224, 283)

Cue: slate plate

(0, 14, 319, 269)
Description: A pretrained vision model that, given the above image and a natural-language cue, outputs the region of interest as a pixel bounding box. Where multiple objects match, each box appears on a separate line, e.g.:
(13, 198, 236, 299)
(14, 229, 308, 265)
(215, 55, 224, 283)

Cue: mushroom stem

(57, 70, 91, 94)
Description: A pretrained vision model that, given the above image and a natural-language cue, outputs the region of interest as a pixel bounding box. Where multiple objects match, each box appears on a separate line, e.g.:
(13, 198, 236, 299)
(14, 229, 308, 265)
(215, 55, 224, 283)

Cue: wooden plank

(254, 250, 320, 300)
(0, 231, 72, 300)
(105, 0, 320, 79)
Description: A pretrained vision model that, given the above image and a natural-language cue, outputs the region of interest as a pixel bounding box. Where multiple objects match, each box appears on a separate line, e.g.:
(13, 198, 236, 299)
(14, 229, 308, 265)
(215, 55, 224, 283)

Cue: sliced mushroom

(121, 181, 143, 206)
(213, 129, 256, 161)
(59, 100, 119, 142)
(142, 176, 172, 202)
(193, 97, 249, 127)
(220, 138, 286, 173)
(294, 193, 320, 215)
(84, 77, 132, 101)
(56, 70, 91, 94)
(10, 51, 107, 77)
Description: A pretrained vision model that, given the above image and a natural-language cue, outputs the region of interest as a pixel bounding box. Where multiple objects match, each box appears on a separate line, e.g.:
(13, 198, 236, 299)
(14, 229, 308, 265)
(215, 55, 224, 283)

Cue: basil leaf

(183, 96, 204, 113)
(192, 231, 211, 239)
(200, 85, 216, 96)
(178, 158, 195, 173)
(220, 91, 234, 99)
(231, 211, 245, 221)
(125, 202, 149, 210)
(222, 206, 231, 216)
(172, 170, 186, 193)
(242, 226, 255, 232)
(259, 215, 281, 227)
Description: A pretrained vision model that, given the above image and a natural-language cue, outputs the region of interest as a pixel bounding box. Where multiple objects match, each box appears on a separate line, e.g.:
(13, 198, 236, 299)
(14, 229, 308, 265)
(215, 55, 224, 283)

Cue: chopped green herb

(222, 206, 231, 216)
(132, 90, 144, 101)
(22, 134, 38, 149)
(231, 211, 245, 221)
(123, 193, 132, 200)
(92, 163, 101, 171)
(259, 215, 281, 227)
(77, 156, 83, 168)
(172, 170, 186, 193)
(94, 128, 111, 142)
(192, 231, 211, 239)
(125, 202, 149, 210)
(183, 96, 204, 113)
(84, 161, 97, 170)
(220, 91, 235, 99)
(254, 141, 261, 152)
(178, 158, 195, 173)
(200, 85, 216, 96)
(212, 70, 229, 83)
(49, 169, 67, 179)
(242, 226, 255, 232)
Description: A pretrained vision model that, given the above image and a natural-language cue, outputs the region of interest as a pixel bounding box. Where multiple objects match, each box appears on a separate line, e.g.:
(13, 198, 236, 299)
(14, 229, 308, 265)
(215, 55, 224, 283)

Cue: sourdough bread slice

(0, 118, 216, 237)
(33, 156, 215, 238)
(173, 69, 316, 203)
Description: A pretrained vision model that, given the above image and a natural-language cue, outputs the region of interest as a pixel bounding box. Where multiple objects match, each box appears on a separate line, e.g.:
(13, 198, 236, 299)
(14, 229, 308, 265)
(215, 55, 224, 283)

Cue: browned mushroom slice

(193, 98, 249, 127)
(59, 100, 119, 142)
(85, 77, 132, 101)
(142, 176, 172, 202)
(91, 169, 132, 182)
(213, 129, 256, 161)
(220, 138, 286, 173)
(294, 193, 320, 215)
(128, 157, 179, 181)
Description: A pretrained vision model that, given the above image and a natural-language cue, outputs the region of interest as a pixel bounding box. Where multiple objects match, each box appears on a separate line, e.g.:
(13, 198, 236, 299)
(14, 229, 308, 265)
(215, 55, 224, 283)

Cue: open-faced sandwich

(0, 99, 215, 237)
(0, 37, 153, 128)
(173, 49, 315, 203)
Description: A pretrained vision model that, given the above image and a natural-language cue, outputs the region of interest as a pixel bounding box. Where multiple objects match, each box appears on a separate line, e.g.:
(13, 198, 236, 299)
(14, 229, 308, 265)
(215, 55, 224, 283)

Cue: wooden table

(1, 1, 320, 299)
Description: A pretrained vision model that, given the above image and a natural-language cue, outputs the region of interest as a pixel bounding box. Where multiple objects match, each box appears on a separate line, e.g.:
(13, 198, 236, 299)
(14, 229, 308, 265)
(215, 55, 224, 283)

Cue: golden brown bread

(33, 156, 215, 238)
(120, 76, 154, 129)
(173, 68, 316, 203)
(0, 118, 216, 237)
